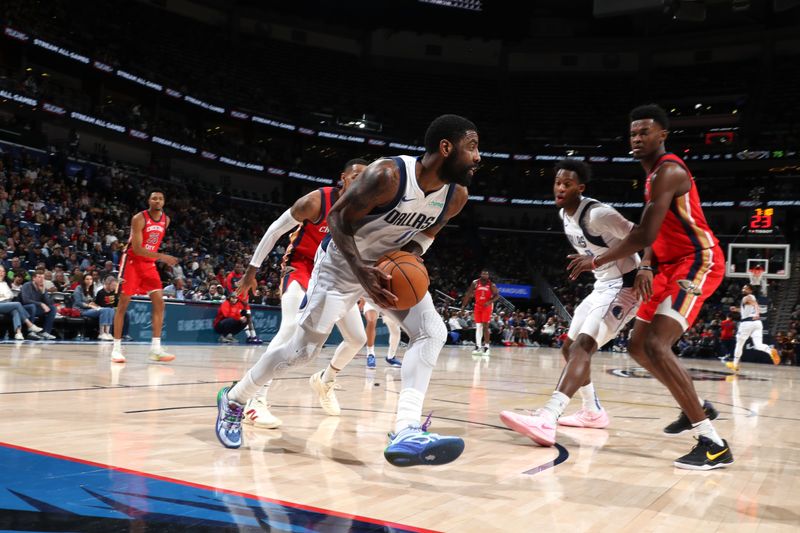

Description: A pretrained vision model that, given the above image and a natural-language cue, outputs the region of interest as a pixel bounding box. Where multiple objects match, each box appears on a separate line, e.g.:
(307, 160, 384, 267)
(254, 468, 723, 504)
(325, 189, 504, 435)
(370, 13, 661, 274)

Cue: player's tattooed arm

(328, 159, 400, 308)
(569, 163, 688, 279)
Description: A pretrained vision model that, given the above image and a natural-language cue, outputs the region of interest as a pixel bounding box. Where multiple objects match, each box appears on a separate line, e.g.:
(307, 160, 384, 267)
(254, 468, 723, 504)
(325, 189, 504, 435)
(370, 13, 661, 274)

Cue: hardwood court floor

(1, 340, 798, 532)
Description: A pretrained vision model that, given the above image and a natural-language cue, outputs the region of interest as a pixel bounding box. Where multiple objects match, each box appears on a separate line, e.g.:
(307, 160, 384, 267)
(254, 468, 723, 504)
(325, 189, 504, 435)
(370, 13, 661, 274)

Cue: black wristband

(638, 265, 654, 272)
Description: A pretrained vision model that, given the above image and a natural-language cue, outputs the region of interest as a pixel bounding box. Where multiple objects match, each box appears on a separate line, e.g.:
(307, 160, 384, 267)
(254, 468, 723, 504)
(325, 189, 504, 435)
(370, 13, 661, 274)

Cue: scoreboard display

(748, 207, 776, 234)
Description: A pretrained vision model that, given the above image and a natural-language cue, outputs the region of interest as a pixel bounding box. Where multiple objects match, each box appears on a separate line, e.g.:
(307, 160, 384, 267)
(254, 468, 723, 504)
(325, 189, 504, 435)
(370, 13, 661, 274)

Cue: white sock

(321, 363, 340, 383)
(258, 380, 271, 401)
(692, 418, 724, 447)
(540, 391, 570, 425)
(367, 345, 375, 355)
(475, 326, 483, 348)
(151, 337, 161, 352)
(247, 327, 255, 338)
(698, 396, 705, 407)
(229, 371, 259, 405)
(579, 383, 601, 413)
(113, 339, 122, 352)
(394, 388, 425, 434)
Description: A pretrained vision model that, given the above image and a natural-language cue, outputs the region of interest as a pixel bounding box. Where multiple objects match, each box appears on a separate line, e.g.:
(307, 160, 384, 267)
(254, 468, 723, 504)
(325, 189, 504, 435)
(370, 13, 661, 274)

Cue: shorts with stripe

(569, 277, 639, 347)
(281, 257, 314, 294)
(636, 245, 725, 331)
(119, 253, 163, 296)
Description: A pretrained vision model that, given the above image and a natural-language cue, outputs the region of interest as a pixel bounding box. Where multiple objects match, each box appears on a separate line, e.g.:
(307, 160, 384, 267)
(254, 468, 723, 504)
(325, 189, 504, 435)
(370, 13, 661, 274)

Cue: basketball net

(748, 266, 767, 296)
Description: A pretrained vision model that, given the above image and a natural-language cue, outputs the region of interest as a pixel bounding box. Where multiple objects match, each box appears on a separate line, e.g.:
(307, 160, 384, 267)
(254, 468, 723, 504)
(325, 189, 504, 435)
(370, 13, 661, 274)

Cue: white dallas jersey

(740, 296, 759, 320)
(560, 196, 639, 284)
(328, 155, 453, 262)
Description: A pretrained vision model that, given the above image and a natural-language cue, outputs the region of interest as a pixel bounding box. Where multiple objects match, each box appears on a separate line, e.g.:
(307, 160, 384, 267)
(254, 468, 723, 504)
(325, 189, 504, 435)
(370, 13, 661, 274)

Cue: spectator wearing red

(224, 263, 245, 293)
(213, 293, 261, 344)
(719, 314, 736, 360)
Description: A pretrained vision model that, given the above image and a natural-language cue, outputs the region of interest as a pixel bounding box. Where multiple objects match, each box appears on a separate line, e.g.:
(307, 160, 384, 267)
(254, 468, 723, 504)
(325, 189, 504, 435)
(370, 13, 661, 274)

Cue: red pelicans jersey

(129, 210, 167, 263)
(282, 187, 335, 267)
(645, 153, 718, 263)
(474, 279, 493, 306)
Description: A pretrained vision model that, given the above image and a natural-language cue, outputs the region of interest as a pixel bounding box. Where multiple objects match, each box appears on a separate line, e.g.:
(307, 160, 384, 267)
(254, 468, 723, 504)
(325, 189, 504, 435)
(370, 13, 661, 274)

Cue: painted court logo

(608, 367, 767, 382)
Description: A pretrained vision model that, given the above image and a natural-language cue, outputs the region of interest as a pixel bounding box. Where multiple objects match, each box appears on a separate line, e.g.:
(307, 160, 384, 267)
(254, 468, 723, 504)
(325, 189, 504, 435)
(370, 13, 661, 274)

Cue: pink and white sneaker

(558, 408, 610, 429)
(499, 410, 556, 447)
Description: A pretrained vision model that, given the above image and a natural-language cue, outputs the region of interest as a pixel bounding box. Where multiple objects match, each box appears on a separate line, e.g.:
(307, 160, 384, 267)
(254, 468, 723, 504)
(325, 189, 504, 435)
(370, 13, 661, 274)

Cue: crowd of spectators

(0, 142, 292, 339)
(0, 141, 560, 344)
(3, 0, 800, 220)
(0, 134, 796, 357)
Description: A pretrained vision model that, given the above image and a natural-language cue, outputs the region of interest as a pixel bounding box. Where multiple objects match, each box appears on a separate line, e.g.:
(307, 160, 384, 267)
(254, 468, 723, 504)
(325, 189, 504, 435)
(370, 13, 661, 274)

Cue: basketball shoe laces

(222, 401, 244, 435)
(388, 412, 435, 442)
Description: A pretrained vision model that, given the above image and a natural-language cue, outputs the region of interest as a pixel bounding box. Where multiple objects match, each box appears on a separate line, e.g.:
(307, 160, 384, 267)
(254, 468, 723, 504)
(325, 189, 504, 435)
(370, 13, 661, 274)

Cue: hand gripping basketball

(375, 251, 430, 310)
(355, 263, 398, 309)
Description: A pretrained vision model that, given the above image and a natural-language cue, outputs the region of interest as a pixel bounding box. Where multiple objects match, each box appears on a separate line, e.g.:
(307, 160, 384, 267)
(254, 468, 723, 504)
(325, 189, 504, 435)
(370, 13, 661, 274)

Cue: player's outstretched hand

(356, 264, 398, 309)
(159, 254, 179, 266)
(236, 271, 257, 299)
(567, 254, 594, 280)
(634, 269, 653, 302)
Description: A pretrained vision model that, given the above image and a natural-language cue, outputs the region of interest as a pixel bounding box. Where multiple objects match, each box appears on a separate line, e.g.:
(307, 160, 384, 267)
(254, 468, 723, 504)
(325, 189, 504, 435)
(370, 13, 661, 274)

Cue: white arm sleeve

(249, 208, 302, 268)
(589, 205, 635, 241)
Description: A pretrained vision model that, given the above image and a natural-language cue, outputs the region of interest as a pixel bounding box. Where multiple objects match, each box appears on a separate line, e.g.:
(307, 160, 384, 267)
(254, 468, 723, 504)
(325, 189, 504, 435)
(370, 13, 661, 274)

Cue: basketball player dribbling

(235, 159, 369, 427)
(568, 104, 733, 470)
(111, 190, 178, 364)
(461, 269, 498, 355)
(500, 159, 640, 444)
(216, 114, 479, 468)
(726, 283, 780, 372)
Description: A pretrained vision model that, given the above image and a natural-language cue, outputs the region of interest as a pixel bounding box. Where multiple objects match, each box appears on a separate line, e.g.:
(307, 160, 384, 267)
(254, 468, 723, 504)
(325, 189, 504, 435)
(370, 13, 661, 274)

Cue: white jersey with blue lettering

(327, 155, 453, 262)
(560, 196, 640, 285)
(299, 155, 454, 333)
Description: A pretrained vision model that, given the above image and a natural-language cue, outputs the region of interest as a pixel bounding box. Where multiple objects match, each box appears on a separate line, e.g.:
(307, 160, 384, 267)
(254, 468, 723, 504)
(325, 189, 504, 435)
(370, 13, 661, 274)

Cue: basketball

(376, 251, 429, 310)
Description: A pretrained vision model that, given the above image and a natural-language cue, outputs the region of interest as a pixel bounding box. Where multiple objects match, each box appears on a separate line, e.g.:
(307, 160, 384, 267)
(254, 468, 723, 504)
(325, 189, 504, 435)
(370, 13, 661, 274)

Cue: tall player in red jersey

(568, 104, 732, 470)
(461, 269, 498, 355)
(235, 159, 368, 428)
(111, 190, 179, 364)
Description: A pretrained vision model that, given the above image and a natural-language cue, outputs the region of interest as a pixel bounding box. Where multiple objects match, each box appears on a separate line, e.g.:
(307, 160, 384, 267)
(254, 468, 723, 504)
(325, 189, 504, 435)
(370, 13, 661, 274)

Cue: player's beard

(441, 154, 474, 186)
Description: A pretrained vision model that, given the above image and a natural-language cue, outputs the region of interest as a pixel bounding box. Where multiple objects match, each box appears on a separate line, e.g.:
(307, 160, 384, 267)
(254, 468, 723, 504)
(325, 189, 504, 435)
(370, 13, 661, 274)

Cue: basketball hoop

(748, 266, 765, 287)
(748, 265, 767, 296)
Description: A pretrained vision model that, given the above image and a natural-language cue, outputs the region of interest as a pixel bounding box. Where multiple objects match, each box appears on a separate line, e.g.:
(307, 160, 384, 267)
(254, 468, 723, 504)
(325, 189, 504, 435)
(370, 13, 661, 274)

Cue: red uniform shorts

(474, 302, 493, 324)
(636, 245, 725, 331)
(281, 257, 314, 294)
(119, 253, 163, 296)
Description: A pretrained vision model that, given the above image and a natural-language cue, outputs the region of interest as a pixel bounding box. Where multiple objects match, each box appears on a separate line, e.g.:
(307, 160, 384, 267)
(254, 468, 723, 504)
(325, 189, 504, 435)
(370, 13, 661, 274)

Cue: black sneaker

(674, 436, 733, 470)
(663, 400, 719, 435)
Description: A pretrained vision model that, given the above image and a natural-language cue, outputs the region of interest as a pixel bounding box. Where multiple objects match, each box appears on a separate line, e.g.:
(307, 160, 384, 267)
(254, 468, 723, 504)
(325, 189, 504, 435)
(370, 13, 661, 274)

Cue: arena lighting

(418, 0, 482, 11)
(9, 24, 794, 164)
